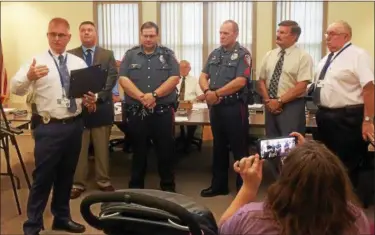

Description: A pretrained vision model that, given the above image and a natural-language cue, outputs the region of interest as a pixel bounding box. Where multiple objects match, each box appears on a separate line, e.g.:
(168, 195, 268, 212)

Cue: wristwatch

(364, 116, 374, 123)
(152, 91, 158, 99)
(277, 97, 283, 104)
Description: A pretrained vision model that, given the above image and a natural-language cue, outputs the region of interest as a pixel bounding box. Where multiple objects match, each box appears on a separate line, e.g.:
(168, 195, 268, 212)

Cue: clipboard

(68, 64, 108, 99)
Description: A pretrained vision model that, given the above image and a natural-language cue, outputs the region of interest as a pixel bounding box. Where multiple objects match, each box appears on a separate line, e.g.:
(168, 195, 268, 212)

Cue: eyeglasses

(47, 32, 69, 39)
(324, 32, 346, 38)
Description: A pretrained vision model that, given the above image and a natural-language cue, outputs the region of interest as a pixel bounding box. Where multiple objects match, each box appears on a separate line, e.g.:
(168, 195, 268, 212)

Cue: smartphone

(257, 136, 297, 160)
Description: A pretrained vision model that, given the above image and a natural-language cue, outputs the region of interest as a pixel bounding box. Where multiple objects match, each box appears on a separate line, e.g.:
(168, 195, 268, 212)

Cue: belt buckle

(39, 112, 51, 124)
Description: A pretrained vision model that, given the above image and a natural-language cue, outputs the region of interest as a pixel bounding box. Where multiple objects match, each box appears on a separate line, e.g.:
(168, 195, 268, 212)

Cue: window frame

(93, 1, 143, 47)
(271, 1, 328, 58)
(157, 1, 257, 78)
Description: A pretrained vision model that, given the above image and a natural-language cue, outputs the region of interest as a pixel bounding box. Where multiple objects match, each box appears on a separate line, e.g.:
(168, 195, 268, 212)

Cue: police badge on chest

(159, 55, 166, 65)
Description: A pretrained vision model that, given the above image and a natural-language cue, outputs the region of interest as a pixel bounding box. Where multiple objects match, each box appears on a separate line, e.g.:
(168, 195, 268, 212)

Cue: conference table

(114, 106, 317, 128)
(3, 102, 317, 128)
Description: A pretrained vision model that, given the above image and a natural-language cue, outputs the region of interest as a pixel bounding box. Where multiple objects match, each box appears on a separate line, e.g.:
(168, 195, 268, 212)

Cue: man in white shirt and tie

(312, 20, 374, 189)
(176, 60, 204, 153)
(11, 17, 96, 235)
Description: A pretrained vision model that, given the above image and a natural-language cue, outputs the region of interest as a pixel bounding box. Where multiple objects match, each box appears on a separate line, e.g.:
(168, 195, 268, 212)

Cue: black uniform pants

(209, 101, 249, 190)
(127, 107, 175, 189)
(24, 117, 83, 235)
(315, 105, 368, 189)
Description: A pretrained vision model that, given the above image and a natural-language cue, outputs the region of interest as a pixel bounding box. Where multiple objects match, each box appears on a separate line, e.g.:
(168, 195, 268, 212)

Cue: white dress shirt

(176, 75, 203, 101)
(11, 49, 87, 119)
(314, 42, 374, 108)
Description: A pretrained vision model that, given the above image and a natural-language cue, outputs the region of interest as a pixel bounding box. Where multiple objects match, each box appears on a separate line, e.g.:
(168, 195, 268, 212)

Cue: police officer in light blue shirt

(118, 21, 180, 192)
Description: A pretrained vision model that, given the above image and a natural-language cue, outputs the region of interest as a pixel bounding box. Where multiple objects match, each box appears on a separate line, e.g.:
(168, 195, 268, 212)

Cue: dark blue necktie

(312, 52, 334, 106)
(58, 55, 77, 113)
(85, 49, 92, 66)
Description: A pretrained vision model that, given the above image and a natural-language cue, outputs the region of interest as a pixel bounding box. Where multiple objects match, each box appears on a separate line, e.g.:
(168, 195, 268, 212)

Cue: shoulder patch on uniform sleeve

(244, 54, 252, 67)
(239, 45, 250, 52)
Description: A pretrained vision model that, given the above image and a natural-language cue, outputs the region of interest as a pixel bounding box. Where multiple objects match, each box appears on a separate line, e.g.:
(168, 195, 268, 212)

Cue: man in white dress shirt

(11, 17, 96, 235)
(312, 20, 374, 189)
(176, 60, 204, 153)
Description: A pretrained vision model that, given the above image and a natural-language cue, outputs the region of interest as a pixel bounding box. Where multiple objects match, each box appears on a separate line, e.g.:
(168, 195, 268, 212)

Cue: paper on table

(248, 104, 263, 109)
(4, 108, 16, 113)
(192, 103, 208, 109)
(175, 116, 189, 122)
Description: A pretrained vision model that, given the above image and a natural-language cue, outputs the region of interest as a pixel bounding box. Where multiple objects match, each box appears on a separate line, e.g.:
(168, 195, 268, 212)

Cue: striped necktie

(268, 49, 285, 98)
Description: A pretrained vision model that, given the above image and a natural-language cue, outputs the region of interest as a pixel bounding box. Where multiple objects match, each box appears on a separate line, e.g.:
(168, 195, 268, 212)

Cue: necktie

(312, 52, 334, 106)
(58, 55, 77, 113)
(179, 76, 186, 101)
(85, 49, 92, 66)
(268, 49, 285, 98)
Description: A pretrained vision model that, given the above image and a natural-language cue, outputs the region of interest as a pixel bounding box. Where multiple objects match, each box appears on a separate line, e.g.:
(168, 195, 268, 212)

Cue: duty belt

(220, 92, 242, 105)
(125, 104, 173, 119)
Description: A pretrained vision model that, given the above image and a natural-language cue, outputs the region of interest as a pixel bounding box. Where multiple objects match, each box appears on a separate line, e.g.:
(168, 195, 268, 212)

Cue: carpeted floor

(1, 134, 373, 234)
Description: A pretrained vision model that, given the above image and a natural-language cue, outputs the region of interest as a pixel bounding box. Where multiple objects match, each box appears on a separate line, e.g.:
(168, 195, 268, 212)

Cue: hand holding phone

(257, 136, 297, 160)
(289, 132, 305, 146)
(233, 154, 263, 191)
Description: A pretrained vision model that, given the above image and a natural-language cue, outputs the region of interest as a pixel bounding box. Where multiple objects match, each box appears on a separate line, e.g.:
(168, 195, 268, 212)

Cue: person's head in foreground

(219, 133, 370, 235)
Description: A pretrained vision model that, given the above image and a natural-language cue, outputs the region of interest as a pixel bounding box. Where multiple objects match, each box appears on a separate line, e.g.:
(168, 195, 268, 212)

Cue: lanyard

(329, 42, 352, 64)
(48, 50, 68, 88)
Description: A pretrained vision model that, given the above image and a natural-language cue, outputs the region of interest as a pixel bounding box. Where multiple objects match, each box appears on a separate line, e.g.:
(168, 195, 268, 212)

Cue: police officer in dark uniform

(199, 20, 252, 197)
(118, 21, 180, 192)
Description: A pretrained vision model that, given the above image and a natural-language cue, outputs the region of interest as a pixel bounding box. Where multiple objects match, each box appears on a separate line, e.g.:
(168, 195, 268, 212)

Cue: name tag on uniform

(57, 98, 71, 108)
(316, 80, 325, 88)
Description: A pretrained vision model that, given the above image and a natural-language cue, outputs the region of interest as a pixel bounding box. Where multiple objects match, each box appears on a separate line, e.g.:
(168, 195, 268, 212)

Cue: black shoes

(52, 219, 86, 233)
(200, 187, 229, 197)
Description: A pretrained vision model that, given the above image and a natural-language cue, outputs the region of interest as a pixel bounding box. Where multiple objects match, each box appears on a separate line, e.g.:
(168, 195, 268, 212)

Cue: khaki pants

(73, 125, 112, 190)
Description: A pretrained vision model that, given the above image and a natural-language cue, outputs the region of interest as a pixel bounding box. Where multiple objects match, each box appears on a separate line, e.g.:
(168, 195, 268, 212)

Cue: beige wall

(1, 2, 94, 102)
(327, 2, 374, 58)
(2, 1, 374, 103)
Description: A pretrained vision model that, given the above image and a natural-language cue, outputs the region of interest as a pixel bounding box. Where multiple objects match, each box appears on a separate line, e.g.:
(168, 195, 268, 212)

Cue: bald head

(179, 60, 191, 76)
(222, 20, 239, 34)
(47, 17, 71, 54)
(180, 60, 190, 66)
(328, 20, 352, 38)
(325, 20, 352, 52)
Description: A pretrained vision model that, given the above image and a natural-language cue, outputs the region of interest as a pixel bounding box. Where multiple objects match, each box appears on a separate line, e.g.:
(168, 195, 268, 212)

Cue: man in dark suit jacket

(68, 21, 118, 199)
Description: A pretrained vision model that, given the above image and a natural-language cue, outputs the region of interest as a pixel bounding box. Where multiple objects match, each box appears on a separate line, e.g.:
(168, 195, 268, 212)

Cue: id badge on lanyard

(48, 51, 71, 108)
(57, 90, 71, 108)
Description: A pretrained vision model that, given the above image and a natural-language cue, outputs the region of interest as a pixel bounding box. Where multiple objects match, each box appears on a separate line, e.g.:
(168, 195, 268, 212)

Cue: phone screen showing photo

(259, 137, 296, 161)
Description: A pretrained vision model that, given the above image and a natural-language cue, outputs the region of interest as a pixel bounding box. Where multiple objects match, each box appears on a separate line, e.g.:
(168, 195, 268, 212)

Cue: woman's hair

(264, 141, 360, 235)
